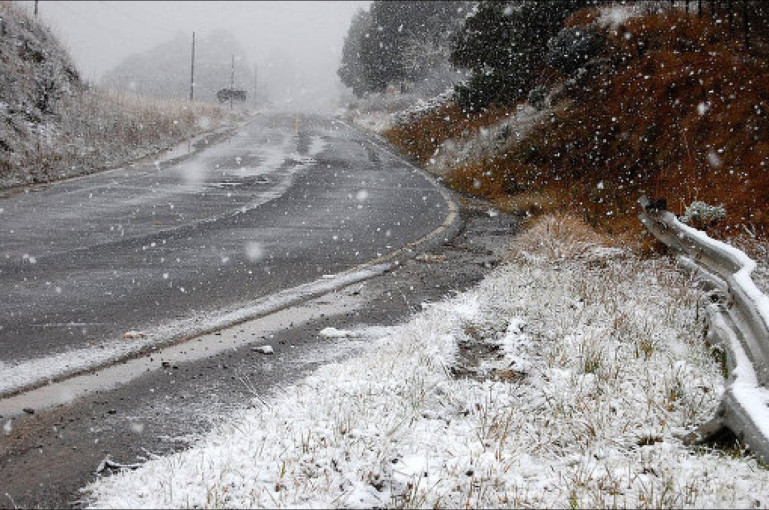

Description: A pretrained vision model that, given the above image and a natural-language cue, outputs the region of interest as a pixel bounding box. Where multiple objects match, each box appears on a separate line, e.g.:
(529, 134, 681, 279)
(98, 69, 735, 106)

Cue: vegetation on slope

(0, 3, 234, 189)
(384, 5, 769, 246)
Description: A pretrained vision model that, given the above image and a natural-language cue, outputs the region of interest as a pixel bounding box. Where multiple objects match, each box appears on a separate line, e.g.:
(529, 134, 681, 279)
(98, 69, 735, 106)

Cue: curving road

(0, 113, 450, 390)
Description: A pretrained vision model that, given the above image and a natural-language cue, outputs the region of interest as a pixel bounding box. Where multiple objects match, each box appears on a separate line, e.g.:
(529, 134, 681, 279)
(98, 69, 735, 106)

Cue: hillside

(0, 3, 234, 190)
(0, 2, 81, 183)
(382, 5, 769, 248)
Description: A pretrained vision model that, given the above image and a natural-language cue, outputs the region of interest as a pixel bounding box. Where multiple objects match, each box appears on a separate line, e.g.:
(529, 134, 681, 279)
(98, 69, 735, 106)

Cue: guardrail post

(639, 195, 769, 464)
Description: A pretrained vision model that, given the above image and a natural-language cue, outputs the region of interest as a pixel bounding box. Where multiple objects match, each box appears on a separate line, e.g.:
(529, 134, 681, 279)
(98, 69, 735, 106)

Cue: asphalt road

(0, 113, 449, 388)
(0, 197, 519, 509)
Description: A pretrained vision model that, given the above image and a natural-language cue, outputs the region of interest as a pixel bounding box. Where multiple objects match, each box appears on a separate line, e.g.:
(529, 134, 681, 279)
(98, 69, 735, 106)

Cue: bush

(546, 26, 604, 76)
(455, 71, 531, 112)
(680, 201, 727, 230)
(527, 86, 548, 110)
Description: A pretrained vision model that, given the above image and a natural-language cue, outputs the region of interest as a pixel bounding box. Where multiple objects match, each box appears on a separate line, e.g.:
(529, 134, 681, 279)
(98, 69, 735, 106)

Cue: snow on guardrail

(639, 195, 769, 463)
(639, 197, 769, 463)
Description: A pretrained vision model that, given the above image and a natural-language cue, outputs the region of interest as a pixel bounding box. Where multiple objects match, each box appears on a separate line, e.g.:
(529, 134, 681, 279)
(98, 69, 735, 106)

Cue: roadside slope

(383, 6, 769, 246)
(0, 2, 236, 190)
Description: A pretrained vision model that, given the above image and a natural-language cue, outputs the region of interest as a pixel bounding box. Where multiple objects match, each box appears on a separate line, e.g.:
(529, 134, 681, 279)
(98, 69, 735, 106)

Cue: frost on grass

(84, 217, 769, 509)
(680, 201, 727, 229)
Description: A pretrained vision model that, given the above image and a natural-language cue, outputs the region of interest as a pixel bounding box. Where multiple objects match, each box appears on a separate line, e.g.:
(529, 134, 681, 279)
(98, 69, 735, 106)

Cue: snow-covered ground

(83, 216, 769, 509)
(340, 90, 440, 134)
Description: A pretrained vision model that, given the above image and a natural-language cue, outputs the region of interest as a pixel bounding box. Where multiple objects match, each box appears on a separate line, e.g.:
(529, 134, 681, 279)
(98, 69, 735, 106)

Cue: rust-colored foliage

(382, 104, 512, 165)
(388, 9, 769, 244)
(527, 11, 769, 239)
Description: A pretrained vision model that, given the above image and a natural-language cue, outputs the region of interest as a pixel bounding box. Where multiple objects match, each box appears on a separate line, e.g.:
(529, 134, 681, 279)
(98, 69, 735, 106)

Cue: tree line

(338, 1, 769, 112)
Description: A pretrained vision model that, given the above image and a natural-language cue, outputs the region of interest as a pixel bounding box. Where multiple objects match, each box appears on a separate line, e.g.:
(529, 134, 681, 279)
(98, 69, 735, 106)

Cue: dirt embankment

(383, 8, 769, 249)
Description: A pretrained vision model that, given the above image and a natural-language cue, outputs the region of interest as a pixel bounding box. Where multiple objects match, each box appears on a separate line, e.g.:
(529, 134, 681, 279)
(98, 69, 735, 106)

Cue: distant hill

(101, 29, 254, 103)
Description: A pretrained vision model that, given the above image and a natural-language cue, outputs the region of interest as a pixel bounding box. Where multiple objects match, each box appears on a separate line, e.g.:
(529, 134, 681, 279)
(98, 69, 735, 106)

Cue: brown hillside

(385, 9, 769, 245)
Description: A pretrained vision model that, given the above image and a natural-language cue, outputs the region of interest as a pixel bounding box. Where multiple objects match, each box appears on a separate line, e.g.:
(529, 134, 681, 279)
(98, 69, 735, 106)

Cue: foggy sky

(19, 1, 369, 111)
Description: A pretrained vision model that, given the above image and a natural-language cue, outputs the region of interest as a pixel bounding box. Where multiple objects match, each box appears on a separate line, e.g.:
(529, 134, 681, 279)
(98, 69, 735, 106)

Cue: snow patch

(597, 5, 644, 28)
(251, 345, 274, 355)
(319, 327, 361, 339)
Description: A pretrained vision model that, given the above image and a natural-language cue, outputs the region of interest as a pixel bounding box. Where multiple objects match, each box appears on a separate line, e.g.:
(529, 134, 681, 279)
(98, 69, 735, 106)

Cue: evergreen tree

(337, 9, 371, 97)
(338, 1, 471, 97)
(398, 1, 471, 88)
(358, 1, 410, 92)
(451, 0, 592, 111)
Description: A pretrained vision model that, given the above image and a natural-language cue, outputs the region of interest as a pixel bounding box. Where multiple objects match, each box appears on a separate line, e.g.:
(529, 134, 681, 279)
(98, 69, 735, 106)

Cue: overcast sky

(19, 1, 369, 111)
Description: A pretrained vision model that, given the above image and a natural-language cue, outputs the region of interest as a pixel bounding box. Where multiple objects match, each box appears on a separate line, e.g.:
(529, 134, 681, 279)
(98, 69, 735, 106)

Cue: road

(0, 109, 521, 509)
(0, 113, 450, 395)
(0, 196, 518, 509)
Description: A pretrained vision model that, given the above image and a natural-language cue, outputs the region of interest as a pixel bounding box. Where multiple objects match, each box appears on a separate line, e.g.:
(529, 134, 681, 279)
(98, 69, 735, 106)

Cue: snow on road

(0, 132, 329, 398)
(84, 218, 769, 509)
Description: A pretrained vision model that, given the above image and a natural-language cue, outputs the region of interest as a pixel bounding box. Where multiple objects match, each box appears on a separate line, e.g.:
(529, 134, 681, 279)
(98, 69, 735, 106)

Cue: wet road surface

(0, 113, 448, 393)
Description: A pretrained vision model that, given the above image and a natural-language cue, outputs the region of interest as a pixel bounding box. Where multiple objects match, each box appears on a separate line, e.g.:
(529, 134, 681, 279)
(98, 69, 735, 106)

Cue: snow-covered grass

(342, 90, 439, 133)
(0, 2, 243, 189)
(391, 88, 456, 128)
(1, 87, 239, 189)
(597, 2, 646, 28)
(84, 215, 769, 509)
(427, 101, 549, 179)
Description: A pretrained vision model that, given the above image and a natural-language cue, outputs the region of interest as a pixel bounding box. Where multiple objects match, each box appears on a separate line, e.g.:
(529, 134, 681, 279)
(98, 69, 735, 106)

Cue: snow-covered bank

(0, 3, 244, 190)
(84, 216, 768, 509)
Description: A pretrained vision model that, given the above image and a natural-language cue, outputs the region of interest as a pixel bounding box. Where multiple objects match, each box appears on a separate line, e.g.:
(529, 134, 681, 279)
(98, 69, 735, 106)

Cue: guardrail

(639, 196, 769, 464)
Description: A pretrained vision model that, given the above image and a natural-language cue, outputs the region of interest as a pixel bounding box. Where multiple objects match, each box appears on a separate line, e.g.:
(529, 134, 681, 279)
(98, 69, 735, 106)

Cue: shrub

(455, 71, 531, 113)
(546, 26, 605, 76)
(507, 214, 609, 261)
(527, 86, 548, 110)
(680, 201, 727, 230)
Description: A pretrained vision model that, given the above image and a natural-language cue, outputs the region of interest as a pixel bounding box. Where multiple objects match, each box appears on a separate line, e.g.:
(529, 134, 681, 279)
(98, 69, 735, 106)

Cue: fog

(20, 1, 369, 112)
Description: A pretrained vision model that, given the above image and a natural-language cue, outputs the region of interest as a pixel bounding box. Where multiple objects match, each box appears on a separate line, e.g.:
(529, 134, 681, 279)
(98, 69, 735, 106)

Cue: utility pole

(230, 54, 235, 110)
(34, 0, 39, 16)
(253, 62, 258, 108)
(189, 31, 196, 102)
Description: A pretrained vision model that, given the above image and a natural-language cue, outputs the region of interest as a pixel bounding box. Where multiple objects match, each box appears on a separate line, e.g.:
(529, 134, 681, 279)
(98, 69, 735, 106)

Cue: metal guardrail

(639, 196, 769, 464)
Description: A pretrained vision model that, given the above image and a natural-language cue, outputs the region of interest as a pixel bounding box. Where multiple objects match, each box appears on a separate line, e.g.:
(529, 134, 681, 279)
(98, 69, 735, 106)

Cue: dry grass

(491, 189, 562, 217)
(8, 87, 232, 186)
(61, 87, 227, 156)
(382, 103, 515, 165)
(507, 214, 611, 262)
